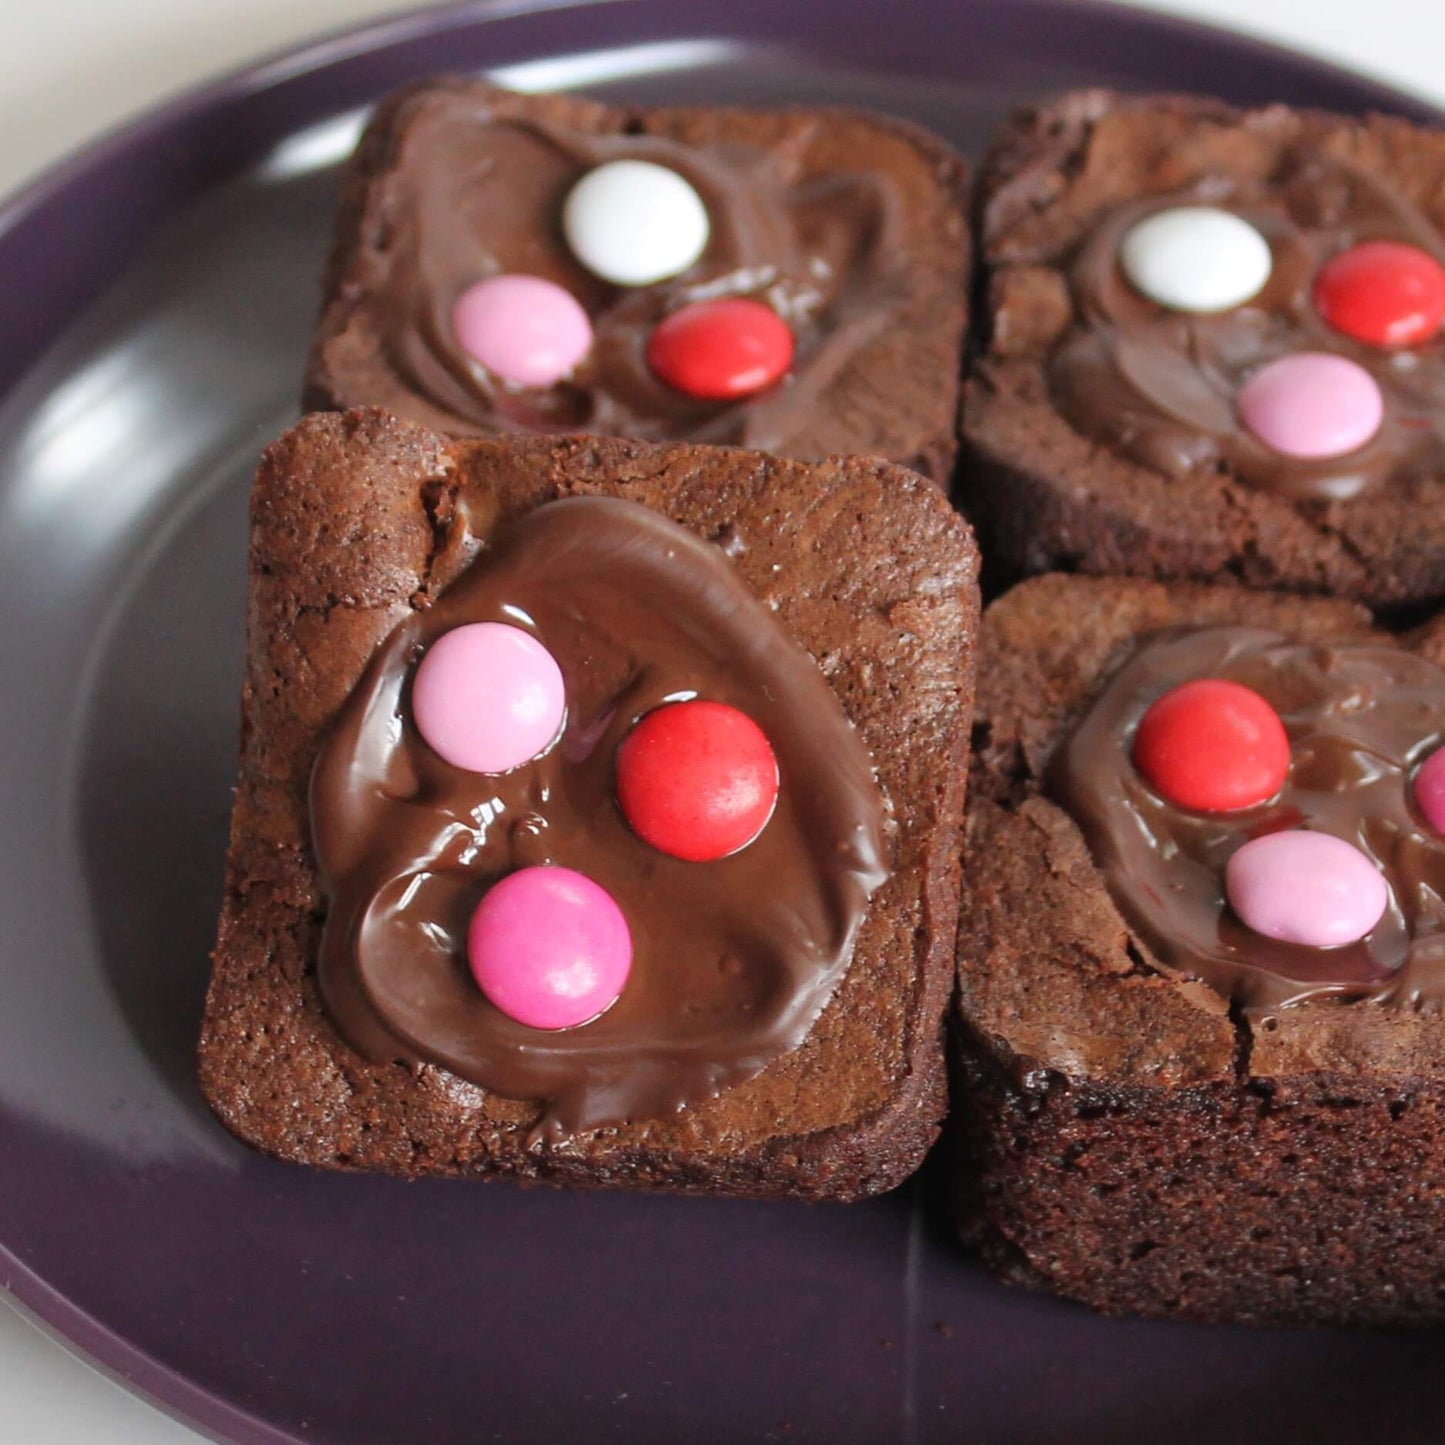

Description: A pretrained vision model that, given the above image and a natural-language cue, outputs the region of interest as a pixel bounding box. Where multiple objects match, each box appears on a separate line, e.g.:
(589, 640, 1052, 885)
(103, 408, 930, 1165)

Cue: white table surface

(4, 0, 1444, 1439)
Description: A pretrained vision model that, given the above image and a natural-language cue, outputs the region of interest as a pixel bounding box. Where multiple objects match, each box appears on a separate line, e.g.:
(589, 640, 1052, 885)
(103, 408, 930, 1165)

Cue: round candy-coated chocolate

(468, 866, 632, 1030)
(412, 622, 565, 774)
(646, 298, 794, 400)
(1313, 240, 1445, 349)
(1236, 352, 1383, 459)
(451, 274, 592, 387)
(562, 160, 709, 287)
(1414, 745, 1445, 834)
(1133, 678, 1289, 813)
(1119, 206, 1272, 313)
(1225, 830, 1388, 947)
(616, 700, 779, 862)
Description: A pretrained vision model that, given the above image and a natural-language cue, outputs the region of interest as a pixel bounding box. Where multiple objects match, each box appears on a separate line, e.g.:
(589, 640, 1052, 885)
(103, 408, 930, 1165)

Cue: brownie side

(200, 408, 980, 1200)
(960, 89, 1445, 608)
(304, 78, 970, 484)
(955, 574, 1445, 1323)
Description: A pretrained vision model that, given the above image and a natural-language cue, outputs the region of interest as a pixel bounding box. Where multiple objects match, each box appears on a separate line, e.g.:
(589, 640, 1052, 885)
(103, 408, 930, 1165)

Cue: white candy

(562, 160, 710, 287)
(1119, 206, 1272, 313)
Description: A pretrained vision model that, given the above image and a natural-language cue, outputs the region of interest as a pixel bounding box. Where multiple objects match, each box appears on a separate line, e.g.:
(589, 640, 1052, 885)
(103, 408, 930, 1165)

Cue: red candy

(616, 700, 779, 861)
(1132, 679, 1290, 813)
(646, 298, 793, 401)
(1313, 240, 1445, 349)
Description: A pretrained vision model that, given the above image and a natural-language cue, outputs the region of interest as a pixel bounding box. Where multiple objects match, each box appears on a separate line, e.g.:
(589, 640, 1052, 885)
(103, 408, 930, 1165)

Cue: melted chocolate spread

(347, 99, 906, 447)
(310, 496, 889, 1133)
(1053, 628, 1445, 1012)
(1049, 151, 1445, 501)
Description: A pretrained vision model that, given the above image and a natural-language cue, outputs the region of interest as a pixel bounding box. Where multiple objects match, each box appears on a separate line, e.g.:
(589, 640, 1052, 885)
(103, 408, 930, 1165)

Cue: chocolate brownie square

(955, 572, 1445, 1323)
(200, 409, 979, 1200)
(305, 78, 971, 482)
(962, 89, 1445, 608)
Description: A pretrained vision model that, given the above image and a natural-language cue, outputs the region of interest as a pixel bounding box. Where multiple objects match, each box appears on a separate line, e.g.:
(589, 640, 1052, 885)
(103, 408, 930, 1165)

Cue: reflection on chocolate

(1052, 627, 1445, 1011)
(310, 496, 889, 1133)
(340, 97, 905, 448)
(1049, 152, 1445, 500)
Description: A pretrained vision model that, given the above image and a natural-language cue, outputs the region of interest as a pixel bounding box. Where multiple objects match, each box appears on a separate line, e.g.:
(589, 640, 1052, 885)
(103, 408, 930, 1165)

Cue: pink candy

(1414, 746, 1445, 834)
(1236, 352, 1383, 459)
(468, 866, 632, 1030)
(451, 274, 592, 388)
(412, 622, 565, 774)
(1225, 830, 1387, 947)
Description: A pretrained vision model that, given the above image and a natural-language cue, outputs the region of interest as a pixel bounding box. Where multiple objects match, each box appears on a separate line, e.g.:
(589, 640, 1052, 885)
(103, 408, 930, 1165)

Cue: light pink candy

(451, 274, 592, 387)
(412, 622, 565, 774)
(1225, 830, 1387, 947)
(1236, 352, 1383, 459)
(468, 866, 632, 1030)
(1414, 746, 1445, 834)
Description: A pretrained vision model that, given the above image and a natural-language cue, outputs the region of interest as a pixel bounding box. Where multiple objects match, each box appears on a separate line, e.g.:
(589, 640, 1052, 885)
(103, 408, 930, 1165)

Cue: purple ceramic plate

(2, 3, 1443, 1442)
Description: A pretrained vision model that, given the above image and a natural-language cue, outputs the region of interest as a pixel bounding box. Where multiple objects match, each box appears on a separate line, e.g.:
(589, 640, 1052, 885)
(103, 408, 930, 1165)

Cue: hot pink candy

(468, 866, 632, 1030)
(411, 622, 565, 774)
(451, 274, 592, 387)
(1236, 352, 1383, 459)
(1414, 746, 1445, 834)
(1224, 830, 1387, 947)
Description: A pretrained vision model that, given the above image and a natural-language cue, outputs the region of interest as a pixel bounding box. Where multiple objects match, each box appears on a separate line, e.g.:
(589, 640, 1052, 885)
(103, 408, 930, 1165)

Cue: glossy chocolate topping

(1052, 626, 1445, 1011)
(343, 95, 906, 448)
(310, 495, 890, 1133)
(1049, 152, 1445, 501)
